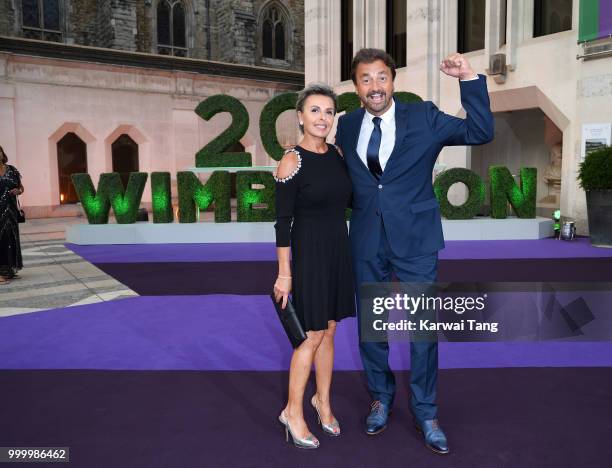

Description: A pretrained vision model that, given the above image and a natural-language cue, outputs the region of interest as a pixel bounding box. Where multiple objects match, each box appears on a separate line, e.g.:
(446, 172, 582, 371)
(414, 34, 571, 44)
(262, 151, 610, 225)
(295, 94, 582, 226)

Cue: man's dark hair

(350, 48, 396, 84)
(0, 145, 7, 164)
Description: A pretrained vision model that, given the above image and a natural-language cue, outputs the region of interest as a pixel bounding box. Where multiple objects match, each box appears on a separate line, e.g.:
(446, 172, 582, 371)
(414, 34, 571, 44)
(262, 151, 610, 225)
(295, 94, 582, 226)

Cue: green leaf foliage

(578, 146, 612, 190)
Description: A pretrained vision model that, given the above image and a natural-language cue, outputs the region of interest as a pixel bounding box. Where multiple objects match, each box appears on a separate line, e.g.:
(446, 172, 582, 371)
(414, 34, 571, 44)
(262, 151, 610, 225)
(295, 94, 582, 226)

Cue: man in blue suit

(335, 48, 494, 455)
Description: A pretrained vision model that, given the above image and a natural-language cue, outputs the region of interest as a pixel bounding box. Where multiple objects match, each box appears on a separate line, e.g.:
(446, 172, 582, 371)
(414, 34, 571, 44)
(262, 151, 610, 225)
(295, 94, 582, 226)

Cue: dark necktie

(366, 116, 383, 180)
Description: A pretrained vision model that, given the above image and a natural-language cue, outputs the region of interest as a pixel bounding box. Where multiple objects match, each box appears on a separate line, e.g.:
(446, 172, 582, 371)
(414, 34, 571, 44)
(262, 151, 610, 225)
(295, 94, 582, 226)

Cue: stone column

(110, 0, 138, 51)
(363, 0, 385, 49)
(436, 0, 470, 205)
(305, 0, 340, 85)
(216, 0, 256, 65)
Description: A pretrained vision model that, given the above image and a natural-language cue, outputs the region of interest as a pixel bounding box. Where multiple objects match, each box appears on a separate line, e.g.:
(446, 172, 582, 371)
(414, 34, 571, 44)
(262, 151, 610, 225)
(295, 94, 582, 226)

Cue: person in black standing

(0, 145, 24, 285)
(273, 83, 355, 448)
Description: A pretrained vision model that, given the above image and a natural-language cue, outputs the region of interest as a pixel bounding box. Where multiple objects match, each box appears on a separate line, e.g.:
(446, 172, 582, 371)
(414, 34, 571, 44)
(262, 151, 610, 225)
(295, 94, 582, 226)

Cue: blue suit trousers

(354, 219, 439, 424)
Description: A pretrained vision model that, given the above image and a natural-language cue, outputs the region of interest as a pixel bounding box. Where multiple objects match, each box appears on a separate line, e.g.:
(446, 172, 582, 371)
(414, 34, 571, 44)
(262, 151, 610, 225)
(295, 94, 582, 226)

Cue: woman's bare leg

(313, 320, 337, 425)
(282, 330, 325, 438)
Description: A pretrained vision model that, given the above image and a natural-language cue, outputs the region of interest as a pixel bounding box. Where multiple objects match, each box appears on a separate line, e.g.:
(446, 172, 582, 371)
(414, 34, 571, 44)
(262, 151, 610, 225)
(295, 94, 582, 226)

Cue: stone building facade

(305, 0, 612, 233)
(0, 0, 305, 218)
(0, 0, 304, 70)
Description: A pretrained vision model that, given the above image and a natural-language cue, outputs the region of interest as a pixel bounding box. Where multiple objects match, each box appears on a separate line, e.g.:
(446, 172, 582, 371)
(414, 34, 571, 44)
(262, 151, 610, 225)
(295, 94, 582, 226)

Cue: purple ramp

(66, 238, 612, 264)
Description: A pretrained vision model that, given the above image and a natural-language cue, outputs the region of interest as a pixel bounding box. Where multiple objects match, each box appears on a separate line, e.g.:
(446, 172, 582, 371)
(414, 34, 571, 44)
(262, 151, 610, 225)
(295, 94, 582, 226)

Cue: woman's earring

(299, 121, 304, 125)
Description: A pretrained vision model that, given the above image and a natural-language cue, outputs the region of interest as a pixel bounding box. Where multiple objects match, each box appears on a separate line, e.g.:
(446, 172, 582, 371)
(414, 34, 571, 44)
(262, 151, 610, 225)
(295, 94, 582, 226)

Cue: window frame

(156, 0, 189, 57)
(457, 0, 487, 54)
(21, 0, 63, 43)
(533, 0, 573, 39)
(261, 4, 287, 61)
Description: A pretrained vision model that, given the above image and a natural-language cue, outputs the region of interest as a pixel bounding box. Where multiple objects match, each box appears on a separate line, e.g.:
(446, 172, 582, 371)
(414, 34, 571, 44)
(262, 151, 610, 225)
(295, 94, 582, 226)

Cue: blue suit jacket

(335, 75, 494, 260)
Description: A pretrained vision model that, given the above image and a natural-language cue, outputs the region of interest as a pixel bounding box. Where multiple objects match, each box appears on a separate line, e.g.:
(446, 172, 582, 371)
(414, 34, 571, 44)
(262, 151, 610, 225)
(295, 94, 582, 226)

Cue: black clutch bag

(270, 293, 307, 349)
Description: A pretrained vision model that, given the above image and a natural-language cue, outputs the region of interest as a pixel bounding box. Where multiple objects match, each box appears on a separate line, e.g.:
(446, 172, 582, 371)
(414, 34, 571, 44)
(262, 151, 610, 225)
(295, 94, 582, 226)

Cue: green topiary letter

(433, 168, 485, 219)
(151, 172, 173, 223)
(489, 166, 537, 218)
(236, 171, 276, 222)
(260, 92, 298, 161)
(337, 92, 361, 113)
(195, 94, 252, 167)
(71, 172, 148, 224)
(177, 171, 231, 223)
(394, 92, 423, 104)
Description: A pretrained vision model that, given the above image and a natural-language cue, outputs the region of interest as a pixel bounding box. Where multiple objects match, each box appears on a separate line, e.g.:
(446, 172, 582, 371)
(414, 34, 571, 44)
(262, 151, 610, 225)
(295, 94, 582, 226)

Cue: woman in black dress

(273, 84, 355, 448)
(0, 145, 24, 285)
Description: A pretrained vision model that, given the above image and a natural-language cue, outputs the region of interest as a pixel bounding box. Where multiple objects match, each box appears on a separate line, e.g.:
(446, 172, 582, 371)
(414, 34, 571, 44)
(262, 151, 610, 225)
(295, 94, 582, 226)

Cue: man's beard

(360, 91, 392, 114)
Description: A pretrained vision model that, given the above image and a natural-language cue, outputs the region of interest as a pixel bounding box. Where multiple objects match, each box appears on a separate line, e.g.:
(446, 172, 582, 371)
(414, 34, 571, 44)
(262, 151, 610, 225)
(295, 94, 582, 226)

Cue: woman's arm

(273, 150, 301, 309)
(9, 167, 24, 195)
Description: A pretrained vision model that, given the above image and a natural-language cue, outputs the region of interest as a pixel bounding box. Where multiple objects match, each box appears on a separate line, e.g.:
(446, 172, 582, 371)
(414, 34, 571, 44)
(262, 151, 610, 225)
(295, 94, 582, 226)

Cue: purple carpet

(2, 369, 611, 467)
(2, 296, 612, 371)
(4, 239, 612, 466)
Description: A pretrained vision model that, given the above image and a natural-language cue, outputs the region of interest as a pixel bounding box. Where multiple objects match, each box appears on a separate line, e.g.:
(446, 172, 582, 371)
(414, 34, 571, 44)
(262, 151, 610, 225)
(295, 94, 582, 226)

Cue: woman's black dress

(274, 144, 355, 332)
(0, 165, 23, 276)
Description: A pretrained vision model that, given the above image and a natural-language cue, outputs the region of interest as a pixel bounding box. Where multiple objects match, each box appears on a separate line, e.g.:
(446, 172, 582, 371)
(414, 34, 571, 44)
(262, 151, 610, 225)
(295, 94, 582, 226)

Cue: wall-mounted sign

(581, 123, 612, 161)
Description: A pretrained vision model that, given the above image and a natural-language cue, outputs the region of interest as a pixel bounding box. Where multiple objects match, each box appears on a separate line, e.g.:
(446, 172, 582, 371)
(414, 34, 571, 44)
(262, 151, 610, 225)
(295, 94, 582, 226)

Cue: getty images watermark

(371, 292, 497, 333)
(359, 282, 612, 342)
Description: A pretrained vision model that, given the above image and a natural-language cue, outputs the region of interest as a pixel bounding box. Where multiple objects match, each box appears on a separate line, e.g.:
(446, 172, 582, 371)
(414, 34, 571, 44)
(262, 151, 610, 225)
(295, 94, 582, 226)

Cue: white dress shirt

(356, 99, 396, 172)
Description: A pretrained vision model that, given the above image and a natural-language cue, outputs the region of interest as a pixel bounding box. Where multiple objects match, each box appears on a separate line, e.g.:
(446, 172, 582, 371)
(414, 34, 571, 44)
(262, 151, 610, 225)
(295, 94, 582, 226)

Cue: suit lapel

(344, 108, 376, 179)
(381, 99, 409, 179)
(344, 107, 365, 157)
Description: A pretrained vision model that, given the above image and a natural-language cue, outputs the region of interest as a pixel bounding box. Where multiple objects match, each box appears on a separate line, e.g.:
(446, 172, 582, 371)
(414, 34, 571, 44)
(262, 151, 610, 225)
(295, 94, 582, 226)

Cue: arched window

(262, 5, 286, 60)
(111, 135, 139, 190)
(157, 0, 187, 57)
(22, 0, 62, 42)
(57, 132, 87, 205)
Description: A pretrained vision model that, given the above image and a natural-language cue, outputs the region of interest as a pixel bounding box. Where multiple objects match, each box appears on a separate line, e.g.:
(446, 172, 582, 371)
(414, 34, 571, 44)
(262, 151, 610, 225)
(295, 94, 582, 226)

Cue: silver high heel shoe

(278, 411, 320, 449)
(311, 395, 341, 436)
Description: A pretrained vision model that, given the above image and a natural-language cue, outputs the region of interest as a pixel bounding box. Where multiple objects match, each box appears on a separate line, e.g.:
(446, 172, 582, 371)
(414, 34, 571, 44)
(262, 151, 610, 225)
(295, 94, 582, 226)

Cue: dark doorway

(57, 132, 87, 204)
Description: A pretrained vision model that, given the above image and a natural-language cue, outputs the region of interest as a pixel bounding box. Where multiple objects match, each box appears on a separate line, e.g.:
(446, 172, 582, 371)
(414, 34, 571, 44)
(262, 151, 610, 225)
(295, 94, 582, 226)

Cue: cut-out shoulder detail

(274, 148, 302, 183)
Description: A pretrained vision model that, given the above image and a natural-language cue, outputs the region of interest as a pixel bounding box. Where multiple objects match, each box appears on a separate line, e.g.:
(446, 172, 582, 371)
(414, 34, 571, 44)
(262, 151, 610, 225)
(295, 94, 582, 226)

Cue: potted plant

(578, 145, 612, 247)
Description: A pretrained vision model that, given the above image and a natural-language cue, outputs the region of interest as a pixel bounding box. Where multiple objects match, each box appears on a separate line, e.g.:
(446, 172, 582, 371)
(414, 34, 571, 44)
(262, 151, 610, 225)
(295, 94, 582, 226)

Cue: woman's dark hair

(296, 83, 338, 133)
(350, 48, 397, 84)
(0, 145, 7, 164)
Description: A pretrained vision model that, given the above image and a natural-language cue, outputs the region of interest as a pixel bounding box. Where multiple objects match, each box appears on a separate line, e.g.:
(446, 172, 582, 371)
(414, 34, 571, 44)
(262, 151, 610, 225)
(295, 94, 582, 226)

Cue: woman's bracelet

(277, 275, 292, 279)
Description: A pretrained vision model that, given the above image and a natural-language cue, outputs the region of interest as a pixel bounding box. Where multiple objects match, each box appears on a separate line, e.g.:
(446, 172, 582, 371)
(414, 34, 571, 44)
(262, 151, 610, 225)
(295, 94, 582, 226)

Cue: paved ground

(1, 217, 138, 317)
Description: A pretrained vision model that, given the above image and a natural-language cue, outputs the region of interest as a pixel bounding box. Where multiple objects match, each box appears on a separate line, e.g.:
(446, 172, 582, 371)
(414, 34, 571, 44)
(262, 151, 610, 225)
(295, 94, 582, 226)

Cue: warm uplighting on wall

(60, 193, 65, 202)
